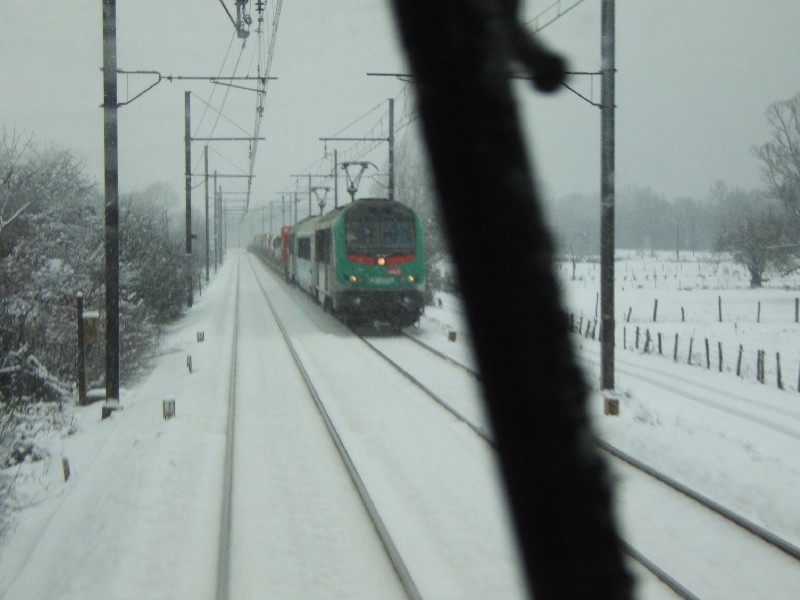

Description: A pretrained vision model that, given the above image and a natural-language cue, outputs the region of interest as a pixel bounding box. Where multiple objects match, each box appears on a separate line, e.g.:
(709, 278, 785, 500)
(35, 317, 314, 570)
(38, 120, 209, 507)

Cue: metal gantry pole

(307, 174, 312, 217)
(204, 145, 210, 282)
(102, 0, 120, 408)
(220, 186, 225, 258)
(388, 98, 395, 201)
(76, 292, 87, 405)
(333, 149, 339, 208)
(600, 0, 616, 391)
(185, 91, 193, 307)
(214, 171, 219, 272)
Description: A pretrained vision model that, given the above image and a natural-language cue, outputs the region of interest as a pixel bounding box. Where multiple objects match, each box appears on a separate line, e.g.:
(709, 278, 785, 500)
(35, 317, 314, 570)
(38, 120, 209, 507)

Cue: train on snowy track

(251, 197, 425, 329)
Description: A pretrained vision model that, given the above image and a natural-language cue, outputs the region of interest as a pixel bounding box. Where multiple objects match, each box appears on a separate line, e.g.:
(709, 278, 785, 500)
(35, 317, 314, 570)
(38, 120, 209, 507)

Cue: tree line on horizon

(548, 92, 800, 288)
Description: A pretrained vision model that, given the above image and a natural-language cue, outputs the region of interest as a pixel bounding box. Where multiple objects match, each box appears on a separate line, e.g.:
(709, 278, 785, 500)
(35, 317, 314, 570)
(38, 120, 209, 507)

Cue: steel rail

(395, 324, 800, 556)
(357, 335, 492, 444)
(246, 256, 422, 600)
(575, 341, 800, 428)
(401, 330, 481, 379)
(366, 323, 800, 597)
(248, 249, 796, 595)
(599, 438, 800, 563)
(216, 259, 240, 600)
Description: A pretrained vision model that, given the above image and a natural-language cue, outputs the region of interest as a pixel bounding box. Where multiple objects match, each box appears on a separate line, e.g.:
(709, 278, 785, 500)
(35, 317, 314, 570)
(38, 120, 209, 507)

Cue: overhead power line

(244, 0, 283, 211)
(526, 0, 588, 32)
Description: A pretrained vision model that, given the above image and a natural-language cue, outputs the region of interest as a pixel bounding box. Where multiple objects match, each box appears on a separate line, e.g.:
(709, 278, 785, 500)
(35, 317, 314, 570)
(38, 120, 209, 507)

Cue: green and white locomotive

(286, 197, 425, 329)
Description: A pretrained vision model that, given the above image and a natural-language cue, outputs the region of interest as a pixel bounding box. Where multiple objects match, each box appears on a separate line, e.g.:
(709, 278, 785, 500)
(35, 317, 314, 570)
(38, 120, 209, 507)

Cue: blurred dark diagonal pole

(387, 1, 632, 598)
(102, 0, 120, 405)
(600, 0, 616, 391)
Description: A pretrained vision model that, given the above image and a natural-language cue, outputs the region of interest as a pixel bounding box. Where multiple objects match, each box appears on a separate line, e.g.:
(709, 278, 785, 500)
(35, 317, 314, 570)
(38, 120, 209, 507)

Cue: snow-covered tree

(1, 132, 194, 480)
(716, 205, 797, 287)
(120, 184, 188, 323)
(390, 135, 456, 298)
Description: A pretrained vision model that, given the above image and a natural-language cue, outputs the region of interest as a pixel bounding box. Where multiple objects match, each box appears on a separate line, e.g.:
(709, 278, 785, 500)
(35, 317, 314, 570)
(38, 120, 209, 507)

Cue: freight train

(252, 197, 425, 329)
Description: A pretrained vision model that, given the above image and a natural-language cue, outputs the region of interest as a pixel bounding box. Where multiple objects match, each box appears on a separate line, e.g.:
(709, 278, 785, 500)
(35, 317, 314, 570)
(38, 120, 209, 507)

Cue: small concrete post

(603, 393, 620, 416)
(163, 399, 176, 420)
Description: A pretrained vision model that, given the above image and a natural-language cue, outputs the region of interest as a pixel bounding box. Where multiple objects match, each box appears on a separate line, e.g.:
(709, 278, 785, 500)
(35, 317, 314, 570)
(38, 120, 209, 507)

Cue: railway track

(246, 257, 421, 599)
(216, 261, 240, 600)
(575, 342, 800, 441)
(357, 334, 491, 443)
(215, 256, 411, 599)
(244, 252, 800, 597)
(361, 323, 800, 598)
(244, 253, 530, 598)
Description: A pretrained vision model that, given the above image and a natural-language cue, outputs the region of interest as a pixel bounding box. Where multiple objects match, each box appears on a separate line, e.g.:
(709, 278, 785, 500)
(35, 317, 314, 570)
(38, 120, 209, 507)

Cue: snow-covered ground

(0, 250, 798, 599)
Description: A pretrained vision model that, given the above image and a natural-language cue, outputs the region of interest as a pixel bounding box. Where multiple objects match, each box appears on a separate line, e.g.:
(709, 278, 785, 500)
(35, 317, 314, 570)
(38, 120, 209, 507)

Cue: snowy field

(559, 251, 800, 391)
(0, 250, 798, 598)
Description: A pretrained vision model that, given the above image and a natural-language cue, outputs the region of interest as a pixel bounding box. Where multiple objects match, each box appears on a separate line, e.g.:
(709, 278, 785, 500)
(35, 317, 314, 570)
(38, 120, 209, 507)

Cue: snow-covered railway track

(245, 254, 530, 598)
(247, 254, 800, 596)
(603, 438, 800, 560)
(576, 344, 800, 441)
(357, 334, 491, 443)
(217, 256, 410, 599)
(371, 321, 800, 596)
(245, 258, 421, 600)
(401, 330, 480, 379)
(216, 261, 240, 599)
(611, 447, 800, 598)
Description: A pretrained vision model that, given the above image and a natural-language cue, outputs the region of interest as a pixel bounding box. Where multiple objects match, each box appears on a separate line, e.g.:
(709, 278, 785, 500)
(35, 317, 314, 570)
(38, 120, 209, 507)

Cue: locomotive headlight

(407, 275, 416, 283)
(348, 274, 361, 283)
(377, 257, 386, 266)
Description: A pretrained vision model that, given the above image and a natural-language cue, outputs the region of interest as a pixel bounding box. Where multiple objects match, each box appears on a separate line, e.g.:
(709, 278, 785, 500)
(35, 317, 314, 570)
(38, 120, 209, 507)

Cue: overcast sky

(2, 1, 800, 225)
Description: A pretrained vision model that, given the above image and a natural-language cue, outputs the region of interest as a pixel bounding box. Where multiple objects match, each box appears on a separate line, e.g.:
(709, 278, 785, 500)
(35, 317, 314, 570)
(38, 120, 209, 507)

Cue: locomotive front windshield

(345, 207, 416, 254)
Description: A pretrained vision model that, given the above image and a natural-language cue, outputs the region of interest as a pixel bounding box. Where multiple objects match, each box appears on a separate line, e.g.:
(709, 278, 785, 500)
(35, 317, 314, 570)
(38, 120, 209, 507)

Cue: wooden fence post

(705, 338, 710, 369)
(673, 333, 679, 362)
(736, 344, 743, 377)
(797, 360, 800, 391)
(776, 353, 783, 390)
(718, 341, 723, 372)
(688, 338, 694, 365)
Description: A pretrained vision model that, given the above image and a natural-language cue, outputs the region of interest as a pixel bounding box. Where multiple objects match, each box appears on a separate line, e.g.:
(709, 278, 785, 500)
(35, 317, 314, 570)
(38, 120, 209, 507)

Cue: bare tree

(0, 128, 36, 238)
(753, 93, 800, 218)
